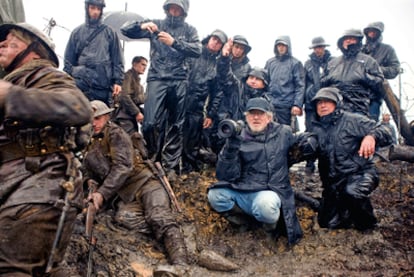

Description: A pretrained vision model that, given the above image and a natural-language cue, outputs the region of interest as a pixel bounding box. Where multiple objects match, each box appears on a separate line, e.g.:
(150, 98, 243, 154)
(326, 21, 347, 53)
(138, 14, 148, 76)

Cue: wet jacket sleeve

(362, 57, 384, 93)
(292, 61, 305, 108)
(366, 121, 394, 147)
(110, 31, 125, 86)
(97, 126, 134, 201)
(216, 137, 242, 182)
(170, 24, 202, 58)
(63, 29, 79, 75)
(380, 46, 400, 79)
(5, 67, 92, 126)
(206, 79, 224, 119)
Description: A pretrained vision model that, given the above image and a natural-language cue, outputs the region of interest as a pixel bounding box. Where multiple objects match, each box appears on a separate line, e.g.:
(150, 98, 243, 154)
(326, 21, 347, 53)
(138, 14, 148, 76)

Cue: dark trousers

(143, 80, 187, 173)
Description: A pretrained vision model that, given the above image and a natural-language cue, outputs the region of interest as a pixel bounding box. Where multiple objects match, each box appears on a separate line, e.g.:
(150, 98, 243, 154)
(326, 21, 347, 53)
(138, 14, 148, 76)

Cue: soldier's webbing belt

(0, 141, 68, 163)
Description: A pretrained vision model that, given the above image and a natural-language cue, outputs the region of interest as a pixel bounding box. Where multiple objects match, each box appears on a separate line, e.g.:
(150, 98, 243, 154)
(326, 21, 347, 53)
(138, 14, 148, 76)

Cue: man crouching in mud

(208, 97, 317, 245)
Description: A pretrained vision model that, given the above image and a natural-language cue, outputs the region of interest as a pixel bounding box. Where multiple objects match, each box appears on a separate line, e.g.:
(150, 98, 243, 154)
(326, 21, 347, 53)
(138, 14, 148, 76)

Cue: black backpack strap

(77, 24, 107, 56)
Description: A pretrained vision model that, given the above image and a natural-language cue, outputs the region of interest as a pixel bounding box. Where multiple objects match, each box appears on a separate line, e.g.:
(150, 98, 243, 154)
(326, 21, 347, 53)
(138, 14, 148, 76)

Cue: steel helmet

(0, 22, 59, 67)
(85, 0, 106, 7)
(90, 100, 114, 117)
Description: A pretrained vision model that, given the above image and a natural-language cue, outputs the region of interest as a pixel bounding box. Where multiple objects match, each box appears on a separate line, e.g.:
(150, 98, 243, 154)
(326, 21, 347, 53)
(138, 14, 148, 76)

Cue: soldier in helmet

(321, 29, 384, 116)
(63, 0, 124, 107)
(82, 100, 188, 268)
(0, 23, 92, 276)
(310, 87, 393, 230)
(121, 0, 202, 182)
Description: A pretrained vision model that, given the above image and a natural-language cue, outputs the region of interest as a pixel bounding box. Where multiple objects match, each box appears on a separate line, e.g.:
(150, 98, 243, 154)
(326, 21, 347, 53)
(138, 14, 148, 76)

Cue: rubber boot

(222, 204, 258, 231)
(389, 144, 414, 163)
(163, 226, 188, 265)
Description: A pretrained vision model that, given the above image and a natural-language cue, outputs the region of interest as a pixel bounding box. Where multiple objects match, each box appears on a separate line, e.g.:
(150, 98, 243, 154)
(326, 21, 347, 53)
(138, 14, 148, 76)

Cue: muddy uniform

(0, 59, 92, 276)
(113, 67, 145, 134)
(82, 121, 187, 265)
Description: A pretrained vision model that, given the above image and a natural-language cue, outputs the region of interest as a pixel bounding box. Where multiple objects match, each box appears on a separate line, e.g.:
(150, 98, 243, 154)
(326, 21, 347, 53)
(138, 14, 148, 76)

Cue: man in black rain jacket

(121, 0, 201, 179)
(310, 87, 393, 230)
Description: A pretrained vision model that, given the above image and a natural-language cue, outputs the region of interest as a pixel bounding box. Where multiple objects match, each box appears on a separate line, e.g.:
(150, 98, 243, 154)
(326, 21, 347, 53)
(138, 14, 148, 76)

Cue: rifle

(45, 152, 79, 275)
(154, 161, 182, 213)
(45, 180, 74, 275)
(85, 180, 98, 277)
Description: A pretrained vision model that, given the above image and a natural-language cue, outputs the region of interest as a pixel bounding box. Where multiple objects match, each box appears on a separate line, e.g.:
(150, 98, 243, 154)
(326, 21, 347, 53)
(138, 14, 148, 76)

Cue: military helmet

(312, 87, 343, 105)
(85, 0, 106, 7)
(0, 22, 59, 67)
(90, 100, 114, 117)
(232, 35, 252, 54)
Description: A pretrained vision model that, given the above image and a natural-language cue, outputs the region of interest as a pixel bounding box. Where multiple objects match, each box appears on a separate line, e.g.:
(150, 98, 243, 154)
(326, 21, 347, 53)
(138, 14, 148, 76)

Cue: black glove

(225, 135, 242, 154)
(345, 182, 371, 199)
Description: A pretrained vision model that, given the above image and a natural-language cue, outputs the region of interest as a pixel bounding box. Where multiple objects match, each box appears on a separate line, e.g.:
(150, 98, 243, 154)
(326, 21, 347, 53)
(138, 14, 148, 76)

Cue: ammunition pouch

(1, 125, 81, 163)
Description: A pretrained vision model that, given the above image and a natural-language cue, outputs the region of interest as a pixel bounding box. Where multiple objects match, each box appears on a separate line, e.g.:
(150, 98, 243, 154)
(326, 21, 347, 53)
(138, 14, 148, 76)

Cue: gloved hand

(225, 135, 242, 154)
(345, 182, 371, 199)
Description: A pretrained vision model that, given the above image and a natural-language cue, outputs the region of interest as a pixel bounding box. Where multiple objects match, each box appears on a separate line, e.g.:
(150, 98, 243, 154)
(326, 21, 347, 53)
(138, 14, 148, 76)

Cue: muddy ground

(63, 155, 414, 277)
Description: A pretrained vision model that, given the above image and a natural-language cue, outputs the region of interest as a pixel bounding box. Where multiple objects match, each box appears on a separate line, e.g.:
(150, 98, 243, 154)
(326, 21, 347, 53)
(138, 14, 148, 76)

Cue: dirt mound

(63, 160, 414, 277)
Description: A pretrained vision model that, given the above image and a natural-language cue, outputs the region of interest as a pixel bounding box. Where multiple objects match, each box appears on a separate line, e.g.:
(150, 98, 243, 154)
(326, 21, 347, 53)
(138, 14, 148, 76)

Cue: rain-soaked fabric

(82, 122, 180, 241)
(0, 204, 77, 276)
(0, 58, 92, 275)
(311, 108, 393, 229)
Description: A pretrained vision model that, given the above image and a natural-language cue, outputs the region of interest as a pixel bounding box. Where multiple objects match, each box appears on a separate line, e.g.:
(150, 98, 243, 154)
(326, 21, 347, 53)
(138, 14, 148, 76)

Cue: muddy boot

(222, 204, 258, 231)
(389, 144, 414, 162)
(153, 265, 184, 277)
(163, 226, 188, 265)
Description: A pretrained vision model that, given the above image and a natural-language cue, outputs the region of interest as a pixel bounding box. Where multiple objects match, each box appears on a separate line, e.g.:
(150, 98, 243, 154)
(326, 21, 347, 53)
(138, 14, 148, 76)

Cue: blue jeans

(208, 188, 281, 224)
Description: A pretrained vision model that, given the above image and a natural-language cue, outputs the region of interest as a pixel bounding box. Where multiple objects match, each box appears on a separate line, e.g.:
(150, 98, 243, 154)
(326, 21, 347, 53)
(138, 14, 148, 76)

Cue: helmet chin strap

(5, 41, 39, 73)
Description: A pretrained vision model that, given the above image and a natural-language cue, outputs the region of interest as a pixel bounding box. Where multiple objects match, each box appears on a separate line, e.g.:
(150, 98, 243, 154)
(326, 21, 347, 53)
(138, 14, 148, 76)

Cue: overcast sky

(23, 0, 414, 119)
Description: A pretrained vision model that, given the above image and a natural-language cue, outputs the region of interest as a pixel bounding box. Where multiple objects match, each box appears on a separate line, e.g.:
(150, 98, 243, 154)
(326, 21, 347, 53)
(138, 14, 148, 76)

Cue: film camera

(218, 119, 245, 139)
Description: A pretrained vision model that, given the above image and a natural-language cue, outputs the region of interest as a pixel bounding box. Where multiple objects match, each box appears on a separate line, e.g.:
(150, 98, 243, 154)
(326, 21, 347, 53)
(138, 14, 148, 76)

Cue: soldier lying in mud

(81, 100, 188, 274)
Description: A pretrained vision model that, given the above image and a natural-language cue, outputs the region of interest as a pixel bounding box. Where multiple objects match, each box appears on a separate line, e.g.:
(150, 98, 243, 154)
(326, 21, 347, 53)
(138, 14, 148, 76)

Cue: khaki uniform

(82, 122, 188, 265)
(0, 59, 92, 276)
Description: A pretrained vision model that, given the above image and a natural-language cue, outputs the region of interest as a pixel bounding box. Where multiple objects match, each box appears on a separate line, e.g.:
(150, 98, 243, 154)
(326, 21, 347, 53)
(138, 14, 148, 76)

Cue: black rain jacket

(210, 122, 306, 245)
